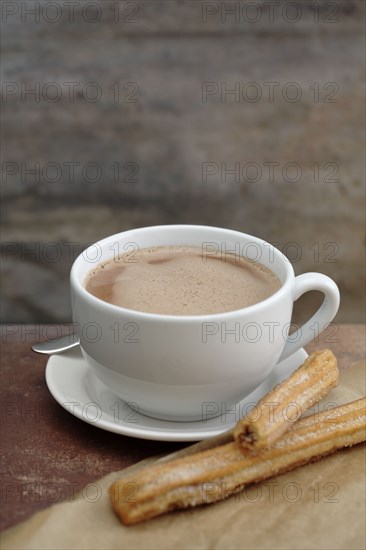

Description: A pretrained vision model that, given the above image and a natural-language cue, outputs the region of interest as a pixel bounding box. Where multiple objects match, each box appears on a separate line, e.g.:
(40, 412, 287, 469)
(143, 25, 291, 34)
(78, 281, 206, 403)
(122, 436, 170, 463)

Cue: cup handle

(278, 273, 340, 362)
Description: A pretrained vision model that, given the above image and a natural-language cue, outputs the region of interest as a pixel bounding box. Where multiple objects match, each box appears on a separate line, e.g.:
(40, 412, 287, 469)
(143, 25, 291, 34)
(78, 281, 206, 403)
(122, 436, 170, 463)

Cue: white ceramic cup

(71, 225, 340, 421)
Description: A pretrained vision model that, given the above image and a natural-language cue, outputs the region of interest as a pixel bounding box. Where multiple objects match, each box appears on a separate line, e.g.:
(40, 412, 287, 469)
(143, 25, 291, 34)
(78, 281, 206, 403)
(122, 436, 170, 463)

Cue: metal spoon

(32, 333, 80, 354)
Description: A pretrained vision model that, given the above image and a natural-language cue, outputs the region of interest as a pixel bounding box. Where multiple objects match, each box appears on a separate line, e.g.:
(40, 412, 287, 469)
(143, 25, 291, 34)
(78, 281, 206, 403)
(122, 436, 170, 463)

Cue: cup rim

(71, 224, 294, 321)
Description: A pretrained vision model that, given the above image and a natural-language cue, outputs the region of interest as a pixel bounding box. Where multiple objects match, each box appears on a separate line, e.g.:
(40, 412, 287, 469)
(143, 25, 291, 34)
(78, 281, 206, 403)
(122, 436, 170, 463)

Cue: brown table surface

(1, 324, 365, 532)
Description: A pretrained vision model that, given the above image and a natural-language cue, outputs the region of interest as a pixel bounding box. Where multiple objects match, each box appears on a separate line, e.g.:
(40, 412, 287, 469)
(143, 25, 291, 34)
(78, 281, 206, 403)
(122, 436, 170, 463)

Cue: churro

(234, 349, 339, 450)
(110, 397, 365, 525)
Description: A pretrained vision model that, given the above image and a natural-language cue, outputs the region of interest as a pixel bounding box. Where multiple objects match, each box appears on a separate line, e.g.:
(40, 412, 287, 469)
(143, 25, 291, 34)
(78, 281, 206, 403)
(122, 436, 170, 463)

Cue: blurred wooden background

(1, 0, 365, 323)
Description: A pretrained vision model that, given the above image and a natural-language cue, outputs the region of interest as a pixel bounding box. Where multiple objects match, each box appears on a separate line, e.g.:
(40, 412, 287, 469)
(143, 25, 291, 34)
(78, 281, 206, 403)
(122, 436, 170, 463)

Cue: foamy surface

(85, 246, 281, 315)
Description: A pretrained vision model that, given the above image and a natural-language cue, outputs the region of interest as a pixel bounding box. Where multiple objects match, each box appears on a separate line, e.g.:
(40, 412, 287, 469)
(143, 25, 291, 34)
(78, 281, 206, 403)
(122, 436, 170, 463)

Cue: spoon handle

(32, 333, 80, 354)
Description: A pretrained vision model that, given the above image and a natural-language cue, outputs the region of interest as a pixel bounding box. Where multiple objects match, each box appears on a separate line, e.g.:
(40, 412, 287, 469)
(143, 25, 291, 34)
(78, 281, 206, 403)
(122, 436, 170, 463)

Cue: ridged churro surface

(110, 397, 366, 525)
(234, 349, 339, 449)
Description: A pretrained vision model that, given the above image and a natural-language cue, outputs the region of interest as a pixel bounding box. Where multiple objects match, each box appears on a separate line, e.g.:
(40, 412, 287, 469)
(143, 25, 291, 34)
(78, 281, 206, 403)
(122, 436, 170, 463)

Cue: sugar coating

(85, 246, 281, 315)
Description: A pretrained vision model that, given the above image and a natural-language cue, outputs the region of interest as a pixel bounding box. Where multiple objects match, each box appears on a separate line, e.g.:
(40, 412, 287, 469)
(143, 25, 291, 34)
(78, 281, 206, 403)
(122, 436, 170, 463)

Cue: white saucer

(45, 348, 307, 442)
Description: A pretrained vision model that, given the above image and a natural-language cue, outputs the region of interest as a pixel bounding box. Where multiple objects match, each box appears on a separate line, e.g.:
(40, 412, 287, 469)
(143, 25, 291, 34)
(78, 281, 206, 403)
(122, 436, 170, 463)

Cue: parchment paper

(2, 360, 365, 550)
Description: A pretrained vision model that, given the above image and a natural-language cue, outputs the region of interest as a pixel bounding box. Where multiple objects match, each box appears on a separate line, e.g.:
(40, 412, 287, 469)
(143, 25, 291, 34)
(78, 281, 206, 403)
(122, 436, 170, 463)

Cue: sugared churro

(110, 397, 366, 525)
(234, 349, 339, 450)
